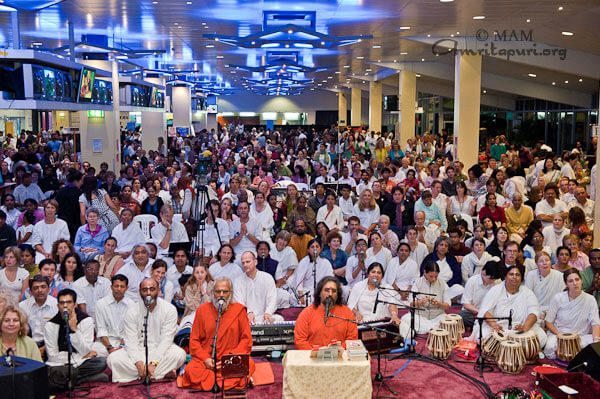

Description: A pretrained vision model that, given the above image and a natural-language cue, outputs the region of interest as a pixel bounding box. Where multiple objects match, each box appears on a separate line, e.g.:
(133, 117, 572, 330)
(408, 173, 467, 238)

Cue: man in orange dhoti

(182, 276, 255, 390)
(294, 276, 358, 349)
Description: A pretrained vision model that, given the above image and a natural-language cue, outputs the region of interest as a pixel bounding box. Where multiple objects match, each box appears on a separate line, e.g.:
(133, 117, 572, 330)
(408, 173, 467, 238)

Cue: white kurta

(45, 316, 95, 367)
(345, 255, 376, 288)
(197, 218, 230, 257)
(151, 221, 189, 258)
(271, 246, 298, 309)
(250, 204, 275, 244)
(524, 269, 565, 313)
(399, 277, 450, 338)
(229, 218, 262, 260)
(347, 280, 400, 322)
(366, 247, 393, 271)
(470, 282, 547, 347)
(352, 204, 380, 230)
(316, 205, 344, 231)
(32, 218, 70, 262)
(233, 270, 281, 323)
(118, 261, 152, 302)
(461, 252, 499, 284)
(107, 298, 186, 382)
(111, 222, 145, 254)
(92, 294, 134, 358)
(208, 261, 243, 281)
(543, 291, 600, 357)
(73, 276, 112, 321)
(406, 241, 429, 267)
(542, 226, 569, 256)
(340, 231, 368, 255)
(293, 256, 334, 296)
(384, 257, 419, 295)
(461, 274, 499, 310)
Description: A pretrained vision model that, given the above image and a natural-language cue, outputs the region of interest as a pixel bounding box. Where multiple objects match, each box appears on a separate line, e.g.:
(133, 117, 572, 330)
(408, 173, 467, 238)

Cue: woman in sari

(543, 268, 600, 359)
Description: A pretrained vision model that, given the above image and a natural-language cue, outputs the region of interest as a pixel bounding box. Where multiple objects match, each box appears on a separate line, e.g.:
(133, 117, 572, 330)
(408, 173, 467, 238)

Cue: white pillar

(338, 92, 348, 126)
(369, 81, 382, 133)
(172, 86, 192, 127)
(399, 70, 417, 148)
(351, 88, 362, 127)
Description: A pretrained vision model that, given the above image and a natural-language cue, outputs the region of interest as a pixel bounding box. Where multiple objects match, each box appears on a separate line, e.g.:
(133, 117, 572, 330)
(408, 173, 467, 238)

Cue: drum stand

(470, 314, 512, 377)
(326, 312, 403, 399)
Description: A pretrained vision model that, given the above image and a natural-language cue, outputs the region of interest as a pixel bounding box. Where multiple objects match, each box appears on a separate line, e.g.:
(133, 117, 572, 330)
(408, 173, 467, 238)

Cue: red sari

(182, 302, 255, 390)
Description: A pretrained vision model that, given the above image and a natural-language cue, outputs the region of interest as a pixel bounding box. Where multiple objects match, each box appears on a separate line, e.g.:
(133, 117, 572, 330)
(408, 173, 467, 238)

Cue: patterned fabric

(283, 350, 372, 399)
(79, 189, 119, 233)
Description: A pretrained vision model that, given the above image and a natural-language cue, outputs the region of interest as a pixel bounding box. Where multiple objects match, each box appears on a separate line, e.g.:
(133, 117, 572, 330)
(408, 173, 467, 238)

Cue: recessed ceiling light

(393, 59, 397, 62)
(440, 0, 454, 2)
(287, 29, 293, 34)
(400, 52, 408, 55)
(483, 90, 487, 93)
(174, 22, 179, 25)
(321, 41, 325, 45)
(473, 16, 485, 20)
(372, 45, 381, 48)
(356, 56, 364, 59)
(206, 44, 214, 48)
(322, 80, 327, 83)
(285, 44, 290, 48)
(362, 81, 366, 83)
(365, 73, 368, 75)
(317, 83, 322, 86)
(399, 26, 411, 30)
(456, 31, 460, 34)
(216, 55, 224, 59)
(310, 88, 315, 91)
(357, 38, 362, 42)
(564, 80, 569, 84)
(344, 65, 350, 68)
(421, 58, 425, 61)
(558, 6, 564, 11)
(526, 19, 531, 23)
(427, 34, 431, 38)
(552, 82, 556, 85)
(450, 34, 454, 37)
(178, 26, 182, 28)
(366, 69, 372, 72)
(416, 74, 421, 77)
(186, 1, 192, 4)
(204, 26, 208, 29)
(561, 31, 573, 36)
(579, 78, 583, 82)
(152, 1, 158, 4)
(201, 22, 206, 25)
(335, 71, 340, 74)
(327, 76, 333, 79)
(528, 73, 537, 78)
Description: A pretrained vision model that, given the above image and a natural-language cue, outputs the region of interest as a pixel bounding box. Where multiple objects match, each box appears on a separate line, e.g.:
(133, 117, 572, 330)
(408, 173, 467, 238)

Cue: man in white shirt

(229, 201, 261, 264)
(337, 184, 355, 221)
(73, 259, 111, 321)
(476, 178, 506, 212)
(459, 261, 501, 328)
(338, 166, 356, 190)
(341, 216, 367, 256)
(233, 251, 282, 324)
(430, 181, 448, 216)
(542, 215, 569, 255)
(45, 288, 108, 383)
(13, 172, 46, 207)
(19, 275, 57, 352)
(92, 274, 134, 358)
(166, 249, 193, 294)
(568, 186, 594, 228)
(560, 154, 577, 180)
(151, 204, 189, 259)
(107, 278, 186, 382)
(118, 244, 153, 302)
(535, 184, 568, 229)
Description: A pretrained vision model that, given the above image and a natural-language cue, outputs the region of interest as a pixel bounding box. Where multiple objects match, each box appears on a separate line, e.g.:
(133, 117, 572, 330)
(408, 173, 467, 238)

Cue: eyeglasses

(214, 289, 231, 294)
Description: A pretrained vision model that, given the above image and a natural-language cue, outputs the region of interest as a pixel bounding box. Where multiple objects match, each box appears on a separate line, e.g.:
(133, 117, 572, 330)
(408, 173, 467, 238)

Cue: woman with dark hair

(314, 221, 330, 250)
(579, 232, 593, 257)
(150, 259, 174, 302)
(569, 206, 591, 239)
(291, 165, 307, 185)
(295, 239, 334, 306)
(480, 216, 497, 244)
(140, 185, 164, 220)
(320, 231, 348, 285)
(99, 171, 120, 195)
(478, 193, 506, 227)
(525, 251, 565, 319)
(460, 261, 501, 329)
(78, 175, 120, 233)
(420, 236, 463, 296)
(399, 260, 451, 338)
(0, 194, 20, 230)
(543, 268, 600, 359)
(470, 264, 547, 348)
(461, 237, 498, 283)
(486, 227, 509, 258)
(522, 229, 554, 263)
(207, 244, 241, 281)
(348, 262, 401, 324)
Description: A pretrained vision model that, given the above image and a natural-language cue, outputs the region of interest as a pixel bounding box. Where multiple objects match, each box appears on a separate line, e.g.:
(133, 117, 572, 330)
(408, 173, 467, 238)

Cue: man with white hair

(107, 278, 186, 382)
(234, 251, 282, 324)
(182, 276, 255, 390)
(117, 244, 153, 302)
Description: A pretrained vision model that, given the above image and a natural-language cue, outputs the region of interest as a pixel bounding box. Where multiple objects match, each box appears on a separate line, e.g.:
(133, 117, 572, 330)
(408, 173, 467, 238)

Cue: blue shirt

(320, 248, 349, 285)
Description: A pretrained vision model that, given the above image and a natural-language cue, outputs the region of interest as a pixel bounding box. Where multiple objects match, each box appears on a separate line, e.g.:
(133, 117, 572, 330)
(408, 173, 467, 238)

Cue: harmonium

(358, 318, 404, 353)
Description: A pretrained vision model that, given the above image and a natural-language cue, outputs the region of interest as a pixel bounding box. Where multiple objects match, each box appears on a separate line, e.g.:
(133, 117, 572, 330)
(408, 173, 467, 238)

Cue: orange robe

(294, 304, 358, 349)
(182, 302, 255, 390)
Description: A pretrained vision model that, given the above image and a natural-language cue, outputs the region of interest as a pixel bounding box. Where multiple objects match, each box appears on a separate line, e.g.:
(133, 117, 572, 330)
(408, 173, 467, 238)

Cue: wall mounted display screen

(32, 66, 44, 98)
(43, 68, 56, 98)
(93, 80, 112, 104)
(131, 86, 142, 106)
(78, 67, 96, 103)
(62, 71, 73, 101)
(149, 87, 158, 107)
(207, 104, 218, 113)
(55, 72, 64, 98)
(157, 92, 164, 108)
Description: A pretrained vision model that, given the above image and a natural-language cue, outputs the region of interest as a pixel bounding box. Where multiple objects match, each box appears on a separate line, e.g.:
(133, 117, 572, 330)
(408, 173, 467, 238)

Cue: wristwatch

(150, 361, 159, 367)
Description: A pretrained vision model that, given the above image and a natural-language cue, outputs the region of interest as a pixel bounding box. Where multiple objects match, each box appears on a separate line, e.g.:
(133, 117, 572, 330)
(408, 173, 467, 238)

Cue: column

(351, 87, 362, 127)
(141, 111, 166, 151)
(453, 50, 482, 170)
(594, 83, 600, 248)
(399, 70, 417, 148)
(369, 81, 382, 133)
(338, 92, 347, 126)
(172, 86, 192, 127)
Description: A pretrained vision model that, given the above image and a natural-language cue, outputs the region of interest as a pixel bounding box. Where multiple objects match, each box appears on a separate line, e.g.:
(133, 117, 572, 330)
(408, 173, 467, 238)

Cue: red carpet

(56, 337, 554, 399)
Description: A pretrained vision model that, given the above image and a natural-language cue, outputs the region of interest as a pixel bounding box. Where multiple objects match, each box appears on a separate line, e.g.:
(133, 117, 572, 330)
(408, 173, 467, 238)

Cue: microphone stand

(211, 302, 224, 396)
(65, 312, 73, 399)
(326, 312, 405, 399)
(312, 253, 318, 303)
(469, 314, 512, 377)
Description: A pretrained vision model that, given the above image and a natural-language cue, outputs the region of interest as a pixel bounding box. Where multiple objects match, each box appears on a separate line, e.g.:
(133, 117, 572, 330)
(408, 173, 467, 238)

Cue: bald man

(233, 251, 283, 324)
(107, 278, 186, 382)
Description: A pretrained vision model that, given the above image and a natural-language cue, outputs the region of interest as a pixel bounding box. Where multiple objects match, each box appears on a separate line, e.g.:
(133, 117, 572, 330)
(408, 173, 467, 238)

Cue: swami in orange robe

(294, 303, 358, 349)
(182, 302, 255, 390)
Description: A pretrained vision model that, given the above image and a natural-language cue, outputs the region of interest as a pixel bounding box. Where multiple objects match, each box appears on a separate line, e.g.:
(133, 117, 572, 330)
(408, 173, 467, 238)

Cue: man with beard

(107, 278, 185, 382)
(294, 276, 358, 349)
(182, 276, 255, 390)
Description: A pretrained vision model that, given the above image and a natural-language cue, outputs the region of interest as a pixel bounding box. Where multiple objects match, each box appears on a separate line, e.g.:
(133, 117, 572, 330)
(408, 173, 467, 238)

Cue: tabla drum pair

(556, 333, 581, 362)
(440, 314, 465, 346)
(426, 328, 452, 360)
(508, 330, 540, 364)
(482, 330, 508, 360)
(497, 340, 526, 374)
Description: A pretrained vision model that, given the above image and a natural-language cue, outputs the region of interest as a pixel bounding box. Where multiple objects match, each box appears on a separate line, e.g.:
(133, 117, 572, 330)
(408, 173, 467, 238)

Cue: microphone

(372, 278, 380, 288)
(6, 348, 13, 367)
(144, 295, 153, 308)
(62, 308, 69, 321)
(324, 297, 333, 325)
(373, 290, 380, 314)
(217, 298, 225, 314)
(508, 309, 513, 330)
(567, 361, 588, 372)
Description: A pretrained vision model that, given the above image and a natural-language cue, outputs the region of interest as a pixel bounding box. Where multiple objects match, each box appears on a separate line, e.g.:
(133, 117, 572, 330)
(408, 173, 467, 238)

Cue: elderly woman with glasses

(74, 207, 109, 262)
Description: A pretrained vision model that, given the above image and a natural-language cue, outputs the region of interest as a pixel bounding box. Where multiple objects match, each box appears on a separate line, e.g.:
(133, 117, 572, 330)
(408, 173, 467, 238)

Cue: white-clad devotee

(91, 274, 134, 358)
(196, 199, 230, 259)
(399, 261, 451, 338)
(117, 244, 153, 302)
(107, 278, 186, 382)
(229, 201, 261, 263)
(165, 249, 193, 293)
(73, 259, 111, 321)
(542, 215, 569, 256)
(535, 184, 568, 229)
(403, 226, 430, 267)
(384, 243, 419, 304)
(459, 261, 501, 329)
(111, 209, 145, 258)
(249, 192, 275, 245)
(365, 232, 392, 271)
(316, 192, 344, 232)
(32, 200, 70, 262)
(208, 244, 243, 280)
(340, 216, 368, 256)
(543, 268, 600, 359)
(352, 189, 380, 235)
(347, 262, 404, 329)
(470, 264, 547, 347)
(270, 231, 298, 308)
(293, 238, 334, 305)
(150, 204, 189, 258)
(233, 251, 282, 324)
(461, 238, 499, 284)
(18, 275, 57, 345)
(345, 239, 375, 288)
(525, 252, 566, 317)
